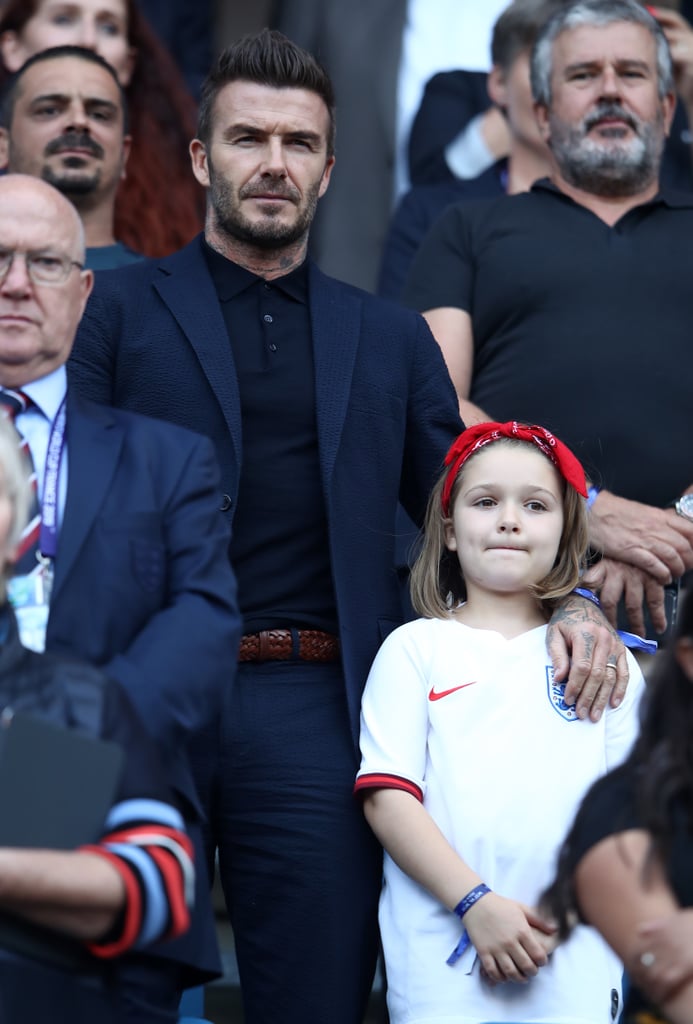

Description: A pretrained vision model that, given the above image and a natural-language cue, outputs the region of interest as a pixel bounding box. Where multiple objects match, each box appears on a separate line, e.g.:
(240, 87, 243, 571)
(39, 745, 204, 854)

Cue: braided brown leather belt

(238, 629, 340, 663)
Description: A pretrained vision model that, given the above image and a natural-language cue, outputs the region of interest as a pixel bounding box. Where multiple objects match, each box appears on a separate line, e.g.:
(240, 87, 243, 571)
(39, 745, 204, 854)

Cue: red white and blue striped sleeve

(79, 797, 194, 959)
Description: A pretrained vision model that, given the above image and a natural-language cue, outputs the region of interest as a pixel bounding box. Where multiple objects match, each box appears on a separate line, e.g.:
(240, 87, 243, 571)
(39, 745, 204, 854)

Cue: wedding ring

(640, 951, 656, 968)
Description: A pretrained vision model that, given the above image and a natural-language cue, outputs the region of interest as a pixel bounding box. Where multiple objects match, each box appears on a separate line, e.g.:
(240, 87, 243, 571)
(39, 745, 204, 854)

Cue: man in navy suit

(69, 29, 627, 1024)
(0, 172, 240, 1022)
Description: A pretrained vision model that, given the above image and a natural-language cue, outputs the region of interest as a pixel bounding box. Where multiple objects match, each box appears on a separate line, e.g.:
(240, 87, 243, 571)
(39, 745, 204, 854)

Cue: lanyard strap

(38, 397, 67, 559)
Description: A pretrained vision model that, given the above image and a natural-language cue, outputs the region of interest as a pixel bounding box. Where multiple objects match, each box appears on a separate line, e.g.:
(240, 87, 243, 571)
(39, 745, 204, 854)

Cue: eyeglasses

(0, 249, 84, 287)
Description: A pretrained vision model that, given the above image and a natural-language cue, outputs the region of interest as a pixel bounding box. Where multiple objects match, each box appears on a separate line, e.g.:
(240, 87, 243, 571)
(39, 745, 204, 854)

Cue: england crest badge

(546, 666, 578, 721)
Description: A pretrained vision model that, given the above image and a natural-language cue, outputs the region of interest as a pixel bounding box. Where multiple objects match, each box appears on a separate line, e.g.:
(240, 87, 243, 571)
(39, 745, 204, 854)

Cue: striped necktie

(0, 390, 41, 576)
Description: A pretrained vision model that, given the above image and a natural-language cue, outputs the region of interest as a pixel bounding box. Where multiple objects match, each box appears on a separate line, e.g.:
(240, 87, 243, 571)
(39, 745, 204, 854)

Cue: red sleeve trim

(354, 773, 423, 802)
(147, 847, 190, 939)
(79, 844, 143, 958)
(102, 824, 194, 861)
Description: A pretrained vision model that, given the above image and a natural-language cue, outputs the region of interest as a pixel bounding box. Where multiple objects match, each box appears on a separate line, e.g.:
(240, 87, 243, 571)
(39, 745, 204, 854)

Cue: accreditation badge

(7, 561, 53, 652)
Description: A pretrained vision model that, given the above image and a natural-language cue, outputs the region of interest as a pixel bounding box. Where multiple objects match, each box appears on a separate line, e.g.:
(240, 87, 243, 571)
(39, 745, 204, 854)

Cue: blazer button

(220, 494, 233, 512)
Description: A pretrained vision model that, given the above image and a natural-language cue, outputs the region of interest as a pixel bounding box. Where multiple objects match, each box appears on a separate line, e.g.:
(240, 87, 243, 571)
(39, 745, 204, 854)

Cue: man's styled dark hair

(196, 28, 336, 155)
(0, 45, 129, 133)
(491, 0, 570, 72)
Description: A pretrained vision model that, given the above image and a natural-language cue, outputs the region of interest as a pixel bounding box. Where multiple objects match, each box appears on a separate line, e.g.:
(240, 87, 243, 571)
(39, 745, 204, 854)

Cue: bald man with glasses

(0, 172, 240, 1023)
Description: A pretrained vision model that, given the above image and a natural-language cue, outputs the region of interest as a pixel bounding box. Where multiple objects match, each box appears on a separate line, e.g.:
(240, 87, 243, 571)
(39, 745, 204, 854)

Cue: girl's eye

(526, 500, 547, 512)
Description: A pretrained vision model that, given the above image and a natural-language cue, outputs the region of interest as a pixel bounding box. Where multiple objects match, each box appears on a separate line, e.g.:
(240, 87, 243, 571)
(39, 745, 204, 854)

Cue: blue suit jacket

(68, 236, 462, 746)
(44, 389, 240, 981)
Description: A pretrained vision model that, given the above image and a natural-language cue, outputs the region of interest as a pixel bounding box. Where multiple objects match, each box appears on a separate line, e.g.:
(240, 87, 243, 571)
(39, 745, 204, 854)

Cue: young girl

(356, 421, 646, 1024)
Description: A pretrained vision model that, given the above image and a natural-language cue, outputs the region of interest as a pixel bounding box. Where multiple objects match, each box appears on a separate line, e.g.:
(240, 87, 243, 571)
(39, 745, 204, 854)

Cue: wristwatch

(675, 494, 693, 522)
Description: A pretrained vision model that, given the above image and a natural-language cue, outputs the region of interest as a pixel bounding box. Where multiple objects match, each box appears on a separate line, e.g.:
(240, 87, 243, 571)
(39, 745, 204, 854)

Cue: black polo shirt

(203, 240, 337, 634)
(405, 179, 693, 508)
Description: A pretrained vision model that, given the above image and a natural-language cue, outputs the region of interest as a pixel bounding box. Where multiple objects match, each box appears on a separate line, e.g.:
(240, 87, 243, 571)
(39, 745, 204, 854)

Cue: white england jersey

(356, 616, 645, 1024)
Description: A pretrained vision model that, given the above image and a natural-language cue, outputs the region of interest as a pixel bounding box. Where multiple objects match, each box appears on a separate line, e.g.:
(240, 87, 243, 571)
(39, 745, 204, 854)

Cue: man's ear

(534, 101, 551, 143)
(189, 138, 210, 188)
(120, 134, 132, 180)
(487, 65, 508, 109)
(0, 127, 9, 171)
(318, 154, 335, 198)
(661, 89, 676, 139)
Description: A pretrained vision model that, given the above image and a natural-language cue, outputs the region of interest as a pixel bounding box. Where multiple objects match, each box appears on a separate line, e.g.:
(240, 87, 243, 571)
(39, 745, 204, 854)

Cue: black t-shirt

(405, 180, 693, 508)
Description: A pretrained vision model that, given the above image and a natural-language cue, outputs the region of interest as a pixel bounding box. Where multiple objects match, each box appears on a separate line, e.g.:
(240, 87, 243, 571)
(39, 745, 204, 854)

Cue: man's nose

(260, 138, 288, 176)
(599, 65, 622, 98)
(65, 101, 90, 130)
(0, 253, 32, 296)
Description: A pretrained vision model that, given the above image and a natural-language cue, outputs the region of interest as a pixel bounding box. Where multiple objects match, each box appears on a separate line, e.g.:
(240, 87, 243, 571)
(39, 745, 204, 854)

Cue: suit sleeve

(102, 430, 240, 751)
(69, 282, 122, 406)
(399, 313, 463, 525)
(408, 71, 491, 186)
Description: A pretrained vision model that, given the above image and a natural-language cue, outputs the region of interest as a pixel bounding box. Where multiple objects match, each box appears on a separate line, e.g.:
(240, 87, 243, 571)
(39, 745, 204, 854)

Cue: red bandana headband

(441, 421, 588, 517)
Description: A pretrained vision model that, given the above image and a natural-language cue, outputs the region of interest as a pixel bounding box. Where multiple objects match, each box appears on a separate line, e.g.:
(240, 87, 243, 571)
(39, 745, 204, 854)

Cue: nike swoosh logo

(428, 682, 478, 701)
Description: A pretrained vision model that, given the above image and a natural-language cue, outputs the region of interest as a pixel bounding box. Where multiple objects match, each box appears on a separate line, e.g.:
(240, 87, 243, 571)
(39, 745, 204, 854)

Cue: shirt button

(219, 494, 233, 512)
(269, 343, 277, 352)
(263, 314, 273, 323)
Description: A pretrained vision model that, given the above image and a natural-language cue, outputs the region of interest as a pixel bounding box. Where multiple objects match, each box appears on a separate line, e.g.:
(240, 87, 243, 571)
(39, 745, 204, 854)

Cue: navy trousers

(193, 660, 383, 1024)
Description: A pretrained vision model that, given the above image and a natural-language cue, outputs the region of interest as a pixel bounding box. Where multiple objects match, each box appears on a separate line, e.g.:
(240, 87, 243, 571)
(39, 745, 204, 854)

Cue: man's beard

(40, 130, 106, 197)
(549, 101, 665, 197)
(208, 166, 322, 249)
(42, 163, 100, 197)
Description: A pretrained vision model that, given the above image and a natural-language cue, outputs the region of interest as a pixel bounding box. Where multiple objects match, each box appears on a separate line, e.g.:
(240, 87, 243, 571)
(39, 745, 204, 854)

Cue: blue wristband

(574, 590, 659, 653)
(447, 884, 491, 967)
(573, 586, 601, 608)
(453, 883, 491, 919)
(586, 486, 600, 509)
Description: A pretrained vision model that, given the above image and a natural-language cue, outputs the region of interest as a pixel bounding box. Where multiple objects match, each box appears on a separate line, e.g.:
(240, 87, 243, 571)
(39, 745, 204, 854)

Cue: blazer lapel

(308, 264, 362, 492)
(152, 240, 242, 472)
(51, 394, 122, 602)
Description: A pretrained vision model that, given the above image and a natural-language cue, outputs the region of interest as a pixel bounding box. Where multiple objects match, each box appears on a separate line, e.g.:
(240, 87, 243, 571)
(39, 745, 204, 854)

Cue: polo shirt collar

(201, 236, 309, 303)
(532, 176, 693, 211)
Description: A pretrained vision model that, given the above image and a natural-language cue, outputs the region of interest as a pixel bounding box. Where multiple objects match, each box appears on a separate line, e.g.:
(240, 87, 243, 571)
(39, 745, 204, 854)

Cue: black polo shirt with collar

(203, 240, 337, 634)
(405, 179, 693, 508)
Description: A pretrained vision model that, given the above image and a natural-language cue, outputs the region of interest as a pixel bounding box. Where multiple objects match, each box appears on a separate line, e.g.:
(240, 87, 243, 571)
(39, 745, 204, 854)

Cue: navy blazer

(68, 236, 462, 747)
(44, 390, 240, 982)
(46, 391, 239, 771)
